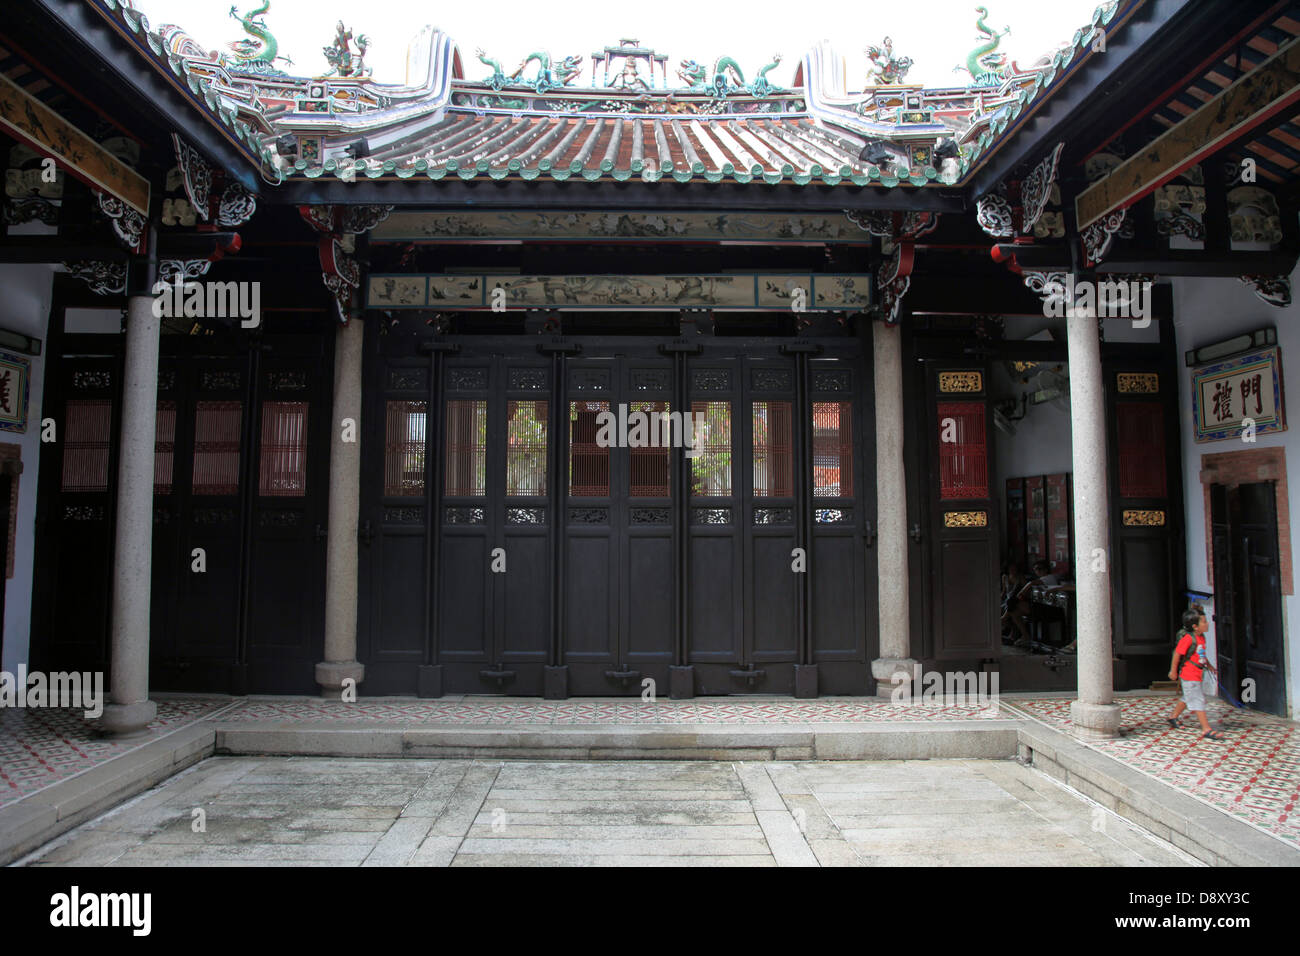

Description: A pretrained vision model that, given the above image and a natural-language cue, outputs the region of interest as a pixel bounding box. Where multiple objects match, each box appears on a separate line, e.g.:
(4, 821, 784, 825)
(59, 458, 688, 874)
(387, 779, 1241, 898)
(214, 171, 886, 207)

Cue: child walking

(1168, 608, 1224, 741)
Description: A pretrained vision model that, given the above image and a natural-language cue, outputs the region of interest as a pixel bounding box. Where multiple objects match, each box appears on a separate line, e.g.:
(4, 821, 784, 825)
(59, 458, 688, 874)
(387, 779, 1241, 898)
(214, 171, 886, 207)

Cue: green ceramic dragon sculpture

(964, 6, 1010, 86)
(509, 51, 583, 94)
(678, 56, 745, 96)
(223, 1, 291, 73)
(477, 48, 508, 90)
(679, 55, 782, 97)
(748, 54, 783, 96)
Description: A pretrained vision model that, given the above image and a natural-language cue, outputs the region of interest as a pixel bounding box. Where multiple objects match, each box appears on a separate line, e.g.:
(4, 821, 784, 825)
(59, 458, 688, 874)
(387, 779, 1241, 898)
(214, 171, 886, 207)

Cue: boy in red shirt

(1168, 608, 1224, 740)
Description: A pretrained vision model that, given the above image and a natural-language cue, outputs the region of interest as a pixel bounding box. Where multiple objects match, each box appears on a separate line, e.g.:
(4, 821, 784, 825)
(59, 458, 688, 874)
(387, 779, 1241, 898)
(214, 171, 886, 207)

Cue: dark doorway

(1211, 481, 1286, 716)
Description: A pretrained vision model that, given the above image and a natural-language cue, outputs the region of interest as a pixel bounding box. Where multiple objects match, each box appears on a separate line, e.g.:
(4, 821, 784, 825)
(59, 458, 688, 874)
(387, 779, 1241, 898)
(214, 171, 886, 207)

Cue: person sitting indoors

(1009, 560, 1071, 648)
(1000, 561, 1028, 643)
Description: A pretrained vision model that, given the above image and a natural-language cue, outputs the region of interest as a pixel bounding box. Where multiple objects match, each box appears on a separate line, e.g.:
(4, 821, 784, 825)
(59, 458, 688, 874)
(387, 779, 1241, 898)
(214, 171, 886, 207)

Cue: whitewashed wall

(1171, 272, 1299, 718)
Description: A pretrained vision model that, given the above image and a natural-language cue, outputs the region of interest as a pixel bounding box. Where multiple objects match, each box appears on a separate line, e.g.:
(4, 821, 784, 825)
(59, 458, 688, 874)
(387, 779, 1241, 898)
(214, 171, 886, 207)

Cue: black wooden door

(563, 350, 676, 696)
(244, 349, 331, 693)
(925, 364, 999, 660)
(436, 351, 552, 696)
(150, 354, 250, 691)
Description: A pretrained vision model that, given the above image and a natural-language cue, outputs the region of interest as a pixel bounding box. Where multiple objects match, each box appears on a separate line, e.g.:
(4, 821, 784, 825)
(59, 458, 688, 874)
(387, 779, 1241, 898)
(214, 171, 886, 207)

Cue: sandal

(1167, 717, 1182, 729)
(1202, 730, 1225, 741)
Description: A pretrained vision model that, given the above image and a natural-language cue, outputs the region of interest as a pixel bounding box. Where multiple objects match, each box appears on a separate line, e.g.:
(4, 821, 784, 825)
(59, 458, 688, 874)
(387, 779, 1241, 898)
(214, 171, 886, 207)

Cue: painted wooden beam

(0, 71, 149, 215)
(1075, 34, 1300, 228)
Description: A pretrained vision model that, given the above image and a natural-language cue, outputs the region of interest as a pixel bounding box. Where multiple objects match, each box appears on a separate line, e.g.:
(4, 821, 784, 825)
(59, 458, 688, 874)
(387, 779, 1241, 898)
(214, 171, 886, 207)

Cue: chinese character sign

(0, 351, 28, 434)
(1192, 346, 1285, 443)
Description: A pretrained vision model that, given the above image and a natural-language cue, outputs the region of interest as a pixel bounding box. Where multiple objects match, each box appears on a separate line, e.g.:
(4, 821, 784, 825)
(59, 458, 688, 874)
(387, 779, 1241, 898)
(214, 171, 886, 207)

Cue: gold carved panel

(938, 371, 983, 393)
(1117, 372, 1159, 393)
(1122, 509, 1166, 526)
(943, 511, 988, 528)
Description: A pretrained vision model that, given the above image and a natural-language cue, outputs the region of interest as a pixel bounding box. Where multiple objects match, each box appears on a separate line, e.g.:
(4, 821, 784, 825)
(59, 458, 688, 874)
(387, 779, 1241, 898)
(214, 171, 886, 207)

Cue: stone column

(1066, 313, 1120, 738)
(870, 321, 917, 697)
(316, 317, 366, 698)
(97, 293, 160, 736)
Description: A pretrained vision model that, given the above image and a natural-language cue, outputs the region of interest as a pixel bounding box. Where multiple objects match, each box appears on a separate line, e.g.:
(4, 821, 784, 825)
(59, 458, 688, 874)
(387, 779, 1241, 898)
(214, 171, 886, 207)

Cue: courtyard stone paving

(21, 756, 1198, 867)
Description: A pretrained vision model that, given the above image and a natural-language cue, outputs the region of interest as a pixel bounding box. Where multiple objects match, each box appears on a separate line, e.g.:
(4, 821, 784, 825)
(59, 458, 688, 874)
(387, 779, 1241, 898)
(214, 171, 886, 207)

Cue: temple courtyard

(3, 693, 1298, 866)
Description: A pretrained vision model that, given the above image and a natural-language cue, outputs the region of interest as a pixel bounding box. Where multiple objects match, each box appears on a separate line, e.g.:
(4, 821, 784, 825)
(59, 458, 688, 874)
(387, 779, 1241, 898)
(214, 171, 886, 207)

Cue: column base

(871, 657, 918, 700)
(315, 661, 364, 700)
(96, 700, 157, 738)
(543, 665, 568, 700)
(417, 665, 443, 699)
(669, 666, 694, 700)
(794, 664, 818, 699)
(1069, 700, 1122, 740)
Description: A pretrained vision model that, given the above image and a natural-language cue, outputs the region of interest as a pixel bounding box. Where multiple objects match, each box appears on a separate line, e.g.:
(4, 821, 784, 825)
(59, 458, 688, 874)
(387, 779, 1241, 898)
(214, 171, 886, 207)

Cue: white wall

(1171, 271, 1299, 718)
(0, 263, 52, 675)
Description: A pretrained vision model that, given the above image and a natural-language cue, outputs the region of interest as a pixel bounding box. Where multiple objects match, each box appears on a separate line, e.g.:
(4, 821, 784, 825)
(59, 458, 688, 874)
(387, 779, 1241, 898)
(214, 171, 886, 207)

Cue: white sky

(135, 0, 1104, 89)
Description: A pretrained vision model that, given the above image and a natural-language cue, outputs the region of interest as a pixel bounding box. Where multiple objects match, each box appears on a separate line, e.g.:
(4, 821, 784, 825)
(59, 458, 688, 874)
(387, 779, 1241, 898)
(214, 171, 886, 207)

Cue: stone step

(213, 720, 1023, 761)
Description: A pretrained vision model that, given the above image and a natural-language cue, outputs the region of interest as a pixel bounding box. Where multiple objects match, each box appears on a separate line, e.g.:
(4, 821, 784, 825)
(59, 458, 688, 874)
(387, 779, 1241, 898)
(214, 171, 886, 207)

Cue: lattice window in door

(937, 401, 988, 500)
(61, 399, 112, 492)
(812, 401, 852, 497)
(384, 400, 427, 496)
(630, 401, 670, 497)
(193, 401, 242, 495)
(691, 401, 732, 497)
(507, 400, 548, 497)
(1117, 402, 1167, 498)
(155, 401, 176, 495)
(752, 401, 793, 497)
(259, 401, 308, 497)
(569, 400, 609, 497)
(444, 399, 487, 497)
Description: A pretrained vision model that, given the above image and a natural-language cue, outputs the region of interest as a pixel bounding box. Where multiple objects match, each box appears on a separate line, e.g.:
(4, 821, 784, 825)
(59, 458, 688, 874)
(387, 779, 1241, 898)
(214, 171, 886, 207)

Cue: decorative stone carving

(97, 192, 146, 250)
(216, 182, 257, 226)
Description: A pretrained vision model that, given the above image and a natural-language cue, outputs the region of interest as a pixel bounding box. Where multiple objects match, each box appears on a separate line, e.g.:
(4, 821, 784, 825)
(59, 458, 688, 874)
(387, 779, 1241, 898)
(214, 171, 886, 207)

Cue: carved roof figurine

(222, 0, 293, 74)
(961, 5, 1011, 87)
(324, 21, 370, 78)
(865, 38, 913, 86)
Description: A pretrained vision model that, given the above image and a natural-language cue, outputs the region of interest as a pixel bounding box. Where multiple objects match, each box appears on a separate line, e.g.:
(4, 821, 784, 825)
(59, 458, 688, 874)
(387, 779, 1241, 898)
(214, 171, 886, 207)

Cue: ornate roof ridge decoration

(172, 134, 211, 221)
(844, 209, 939, 240)
(954, 1, 1121, 184)
(865, 38, 913, 87)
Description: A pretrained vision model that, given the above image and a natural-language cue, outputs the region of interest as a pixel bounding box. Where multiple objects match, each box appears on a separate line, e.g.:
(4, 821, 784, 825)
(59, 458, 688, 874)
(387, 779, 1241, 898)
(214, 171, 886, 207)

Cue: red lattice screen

(507, 400, 548, 497)
(812, 401, 852, 497)
(753, 401, 793, 497)
(937, 401, 988, 500)
(60, 400, 112, 493)
(193, 401, 242, 495)
(691, 401, 732, 497)
(630, 401, 670, 497)
(444, 399, 487, 496)
(569, 401, 609, 497)
(384, 400, 427, 496)
(258, 401, 308, 497)
(1117, 402, 1167, 498)
(155, 401, 176, 495)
